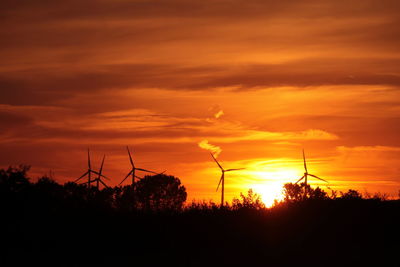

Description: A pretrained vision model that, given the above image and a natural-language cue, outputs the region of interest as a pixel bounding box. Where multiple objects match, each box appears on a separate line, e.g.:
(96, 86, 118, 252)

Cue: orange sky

(1, 0, 400, 204)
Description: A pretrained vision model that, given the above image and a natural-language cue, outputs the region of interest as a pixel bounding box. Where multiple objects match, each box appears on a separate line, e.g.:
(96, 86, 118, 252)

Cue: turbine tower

(119, 146, 159, 186)
(74, 149, 107, 189)
(211, 153, 244, 207)
(295, 149, 328, 199)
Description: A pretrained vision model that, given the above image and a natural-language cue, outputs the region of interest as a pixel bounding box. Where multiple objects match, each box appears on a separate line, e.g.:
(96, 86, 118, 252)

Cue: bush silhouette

(283, 182, 328, 201)
(232, 189, 265, 210)
(134, 173, 187, 211)
(340, 189, 363, 200)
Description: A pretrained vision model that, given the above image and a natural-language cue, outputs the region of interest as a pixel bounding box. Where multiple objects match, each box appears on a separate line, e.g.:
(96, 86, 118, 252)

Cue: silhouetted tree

(340, 189, 362, 200)
(90, 187, 115, 210)
(308, 186, 328, 200)
(33, 176, 64, 210)
(35, 176, 63, 195)
(283, 183, 303, 202)
(135, 174, 187, 211)
(232, 189, 265, 210)
(0, 165, 32, 211)
(114, 185, 137, 211)
(283, 183, 328, 201)
(62, 181, 89, 208)
(63, 181, 87, 198)
(0, 165, 31, 193)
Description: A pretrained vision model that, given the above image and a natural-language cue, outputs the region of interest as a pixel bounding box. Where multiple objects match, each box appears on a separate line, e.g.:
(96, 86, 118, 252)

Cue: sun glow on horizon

(244, 166, 299, 207)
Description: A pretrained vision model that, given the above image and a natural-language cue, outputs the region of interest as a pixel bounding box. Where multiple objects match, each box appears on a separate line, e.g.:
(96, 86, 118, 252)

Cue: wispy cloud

(3, 59, 400, 106)
(198, 140, 222, 158)
(337, 146, 400, 152)
(214, 110, 224, 119)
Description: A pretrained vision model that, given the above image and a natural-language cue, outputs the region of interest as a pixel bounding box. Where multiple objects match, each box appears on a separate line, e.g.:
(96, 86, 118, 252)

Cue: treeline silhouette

(1, 165, 400, 266)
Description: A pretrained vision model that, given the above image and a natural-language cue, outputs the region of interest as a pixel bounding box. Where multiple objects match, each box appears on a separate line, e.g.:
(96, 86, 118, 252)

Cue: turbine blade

(127, 146, 134, 167)
(119, 171, 132, 185)
(308, 174, 329, 183)
(80, 178, 97, 185)
(101, 174, 110, 180)
(87, 148, 91, 170)
(216, 175, 223, 192)
(98, 155, 105, 178)
(91, 170, 110, 180)
(136, 168, 158, 174)
(99, 179, 108, 188)
(303, 149, 308, 173)
(75, 171, 89, 182)
(225, 168, 245, 172)
(295, 175, 305, 184)
(210, 153, 223, 170)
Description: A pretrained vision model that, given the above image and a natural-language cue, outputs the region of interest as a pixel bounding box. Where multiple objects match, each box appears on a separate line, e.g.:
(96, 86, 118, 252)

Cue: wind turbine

(89, 155, 110, 190)
(79, 154, 110, 190)
(119, 146, 159, 186)
(211, 153, 245, 207)
(295, 149, 328, 199)
(74, 149, 108, 189)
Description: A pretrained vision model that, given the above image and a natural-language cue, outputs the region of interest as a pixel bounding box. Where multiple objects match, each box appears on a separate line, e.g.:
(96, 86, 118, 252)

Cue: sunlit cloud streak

(198, 140, 222, 158)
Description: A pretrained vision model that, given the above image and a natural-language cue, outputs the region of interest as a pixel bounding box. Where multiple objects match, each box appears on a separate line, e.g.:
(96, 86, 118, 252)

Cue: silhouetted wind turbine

(211, 153, 245, 207)
(119, 146, 159, 186)
(79, 154, 110, 190)
(295, 149, 328, 199)
(91, 155, 110, 190)
(74, 149, 108, 189)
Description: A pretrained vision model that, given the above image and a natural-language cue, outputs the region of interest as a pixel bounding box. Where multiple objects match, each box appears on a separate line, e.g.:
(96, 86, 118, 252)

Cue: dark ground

(2, 199, 400, 267)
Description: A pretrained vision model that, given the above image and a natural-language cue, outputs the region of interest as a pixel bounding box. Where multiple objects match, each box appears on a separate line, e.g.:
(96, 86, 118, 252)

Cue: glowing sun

(249, 169, 298, 207)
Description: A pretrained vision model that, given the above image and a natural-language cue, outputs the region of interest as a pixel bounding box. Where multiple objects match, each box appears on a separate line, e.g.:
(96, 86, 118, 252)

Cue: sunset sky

(1, 0, 400, 205)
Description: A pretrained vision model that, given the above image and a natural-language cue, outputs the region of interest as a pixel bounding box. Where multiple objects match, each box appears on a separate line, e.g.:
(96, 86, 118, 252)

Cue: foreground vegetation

(1, 165, 400, 266)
